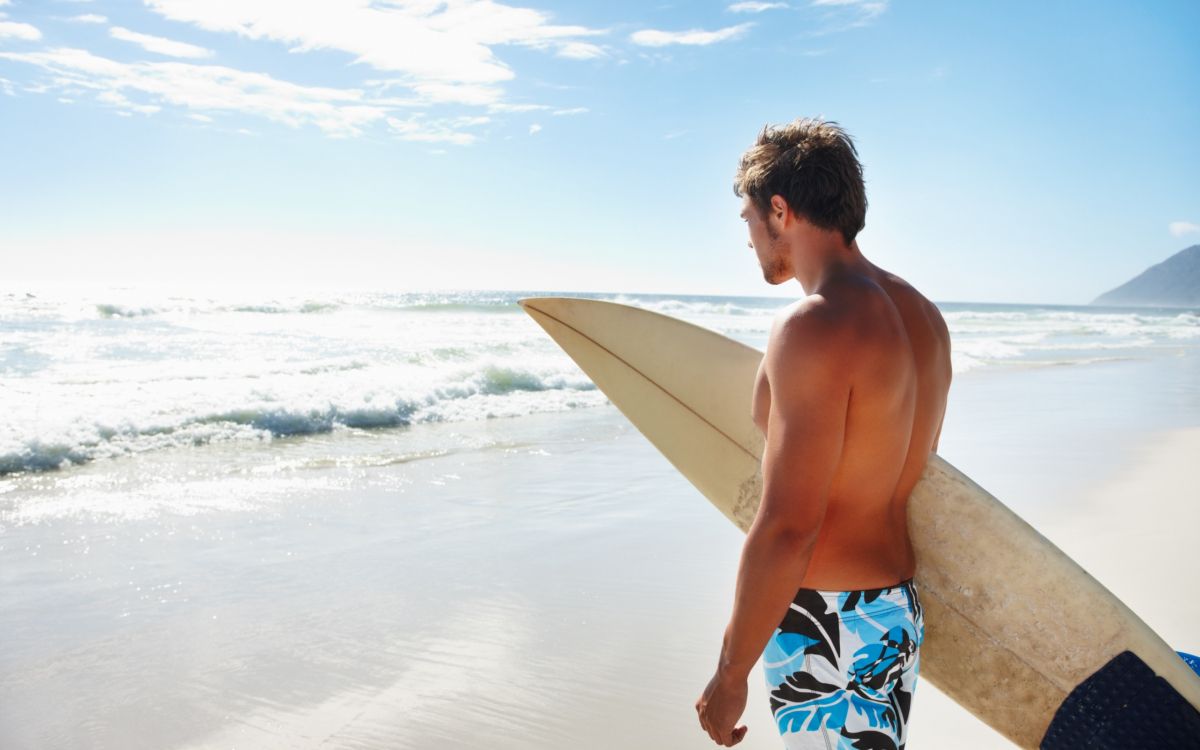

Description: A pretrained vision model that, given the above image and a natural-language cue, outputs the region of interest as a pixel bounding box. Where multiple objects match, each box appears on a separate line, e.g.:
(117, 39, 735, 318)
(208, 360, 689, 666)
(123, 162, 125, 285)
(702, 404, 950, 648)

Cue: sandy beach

(3, 420, 1199, 749)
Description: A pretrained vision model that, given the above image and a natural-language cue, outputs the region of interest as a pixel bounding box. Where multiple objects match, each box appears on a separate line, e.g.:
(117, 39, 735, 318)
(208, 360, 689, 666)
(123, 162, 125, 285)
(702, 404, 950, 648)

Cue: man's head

(733, 117, 867, 248)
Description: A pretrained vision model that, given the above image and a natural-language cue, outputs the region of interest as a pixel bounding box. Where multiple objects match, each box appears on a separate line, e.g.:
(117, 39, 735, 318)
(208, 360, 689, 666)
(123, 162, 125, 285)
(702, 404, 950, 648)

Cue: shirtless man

(695, 118, 952, 749)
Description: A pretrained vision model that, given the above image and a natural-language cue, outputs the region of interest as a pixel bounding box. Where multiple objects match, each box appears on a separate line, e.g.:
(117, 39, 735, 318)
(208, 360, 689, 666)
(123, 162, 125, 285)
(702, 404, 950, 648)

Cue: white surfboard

(520, 295, 1200, 749)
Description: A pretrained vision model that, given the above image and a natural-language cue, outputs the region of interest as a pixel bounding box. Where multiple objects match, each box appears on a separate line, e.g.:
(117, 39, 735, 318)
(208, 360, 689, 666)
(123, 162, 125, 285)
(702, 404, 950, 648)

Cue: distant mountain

(1091, 244, 1200, 307)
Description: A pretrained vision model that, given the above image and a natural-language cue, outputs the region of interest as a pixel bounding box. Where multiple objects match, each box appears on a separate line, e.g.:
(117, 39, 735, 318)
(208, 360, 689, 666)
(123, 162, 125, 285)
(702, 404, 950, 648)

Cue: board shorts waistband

(799, 577, 919, 611)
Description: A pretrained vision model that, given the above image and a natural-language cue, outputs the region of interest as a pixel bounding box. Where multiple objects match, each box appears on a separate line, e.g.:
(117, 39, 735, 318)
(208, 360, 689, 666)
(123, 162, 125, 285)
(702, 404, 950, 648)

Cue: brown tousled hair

(733, 117, 867, 246)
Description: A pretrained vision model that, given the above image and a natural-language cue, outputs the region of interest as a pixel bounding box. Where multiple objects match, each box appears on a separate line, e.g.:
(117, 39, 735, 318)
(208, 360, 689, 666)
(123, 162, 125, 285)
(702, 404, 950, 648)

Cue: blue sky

(1, 0, 1197, 304)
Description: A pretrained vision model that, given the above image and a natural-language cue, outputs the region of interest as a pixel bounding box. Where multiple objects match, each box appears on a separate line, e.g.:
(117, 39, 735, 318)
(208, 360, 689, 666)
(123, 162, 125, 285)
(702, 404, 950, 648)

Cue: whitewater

(2, 287, 1197, 476)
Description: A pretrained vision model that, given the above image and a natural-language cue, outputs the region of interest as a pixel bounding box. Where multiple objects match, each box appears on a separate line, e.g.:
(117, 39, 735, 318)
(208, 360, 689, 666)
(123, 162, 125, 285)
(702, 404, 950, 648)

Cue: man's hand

(695, 668, 749, 746)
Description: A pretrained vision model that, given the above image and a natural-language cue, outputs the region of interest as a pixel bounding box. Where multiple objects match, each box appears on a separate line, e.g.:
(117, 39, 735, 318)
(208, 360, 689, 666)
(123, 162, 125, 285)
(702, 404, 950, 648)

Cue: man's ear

(769, 195, 790, 225)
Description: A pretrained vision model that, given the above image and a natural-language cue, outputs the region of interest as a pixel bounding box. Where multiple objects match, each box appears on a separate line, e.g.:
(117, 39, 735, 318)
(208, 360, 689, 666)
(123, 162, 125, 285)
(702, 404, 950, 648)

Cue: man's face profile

(740, 194, 788, 285)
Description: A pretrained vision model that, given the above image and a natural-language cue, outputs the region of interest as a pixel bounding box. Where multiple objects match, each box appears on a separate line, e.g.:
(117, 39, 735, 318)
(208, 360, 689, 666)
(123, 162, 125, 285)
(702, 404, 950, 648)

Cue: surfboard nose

(516, 296, 555, 312)
(516, 297, 564, 338)
(517, 296, 573, 322)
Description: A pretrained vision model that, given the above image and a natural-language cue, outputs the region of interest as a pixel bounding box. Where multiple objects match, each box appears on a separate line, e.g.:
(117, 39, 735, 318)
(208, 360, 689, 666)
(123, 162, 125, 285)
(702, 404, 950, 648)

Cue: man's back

(751, 262, 952, 590)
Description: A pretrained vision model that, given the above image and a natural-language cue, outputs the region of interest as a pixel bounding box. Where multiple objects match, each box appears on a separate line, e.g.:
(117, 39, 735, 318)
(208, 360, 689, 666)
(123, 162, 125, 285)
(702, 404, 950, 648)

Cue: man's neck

(795, 241, 872, 295)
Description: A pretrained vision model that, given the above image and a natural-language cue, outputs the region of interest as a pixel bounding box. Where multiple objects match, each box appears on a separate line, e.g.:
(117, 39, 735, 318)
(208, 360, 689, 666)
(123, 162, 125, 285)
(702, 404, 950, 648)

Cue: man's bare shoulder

(759, 297, 857, 411)
(784, 276, 905, 334)
(766, 294, 860, 372)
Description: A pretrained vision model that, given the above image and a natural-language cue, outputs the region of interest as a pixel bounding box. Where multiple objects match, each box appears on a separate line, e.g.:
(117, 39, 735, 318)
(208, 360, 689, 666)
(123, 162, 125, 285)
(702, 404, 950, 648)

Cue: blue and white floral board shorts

(761, 579, 924, 750)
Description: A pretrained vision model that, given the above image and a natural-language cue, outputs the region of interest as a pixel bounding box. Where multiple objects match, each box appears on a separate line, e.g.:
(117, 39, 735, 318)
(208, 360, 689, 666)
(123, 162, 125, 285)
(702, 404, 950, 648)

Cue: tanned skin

(695, 194, 952, 746)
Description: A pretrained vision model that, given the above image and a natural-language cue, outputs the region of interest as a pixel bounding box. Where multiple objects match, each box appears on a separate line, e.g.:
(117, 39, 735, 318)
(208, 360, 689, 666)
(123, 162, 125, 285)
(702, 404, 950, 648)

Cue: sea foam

(2, 288, 1196, 474)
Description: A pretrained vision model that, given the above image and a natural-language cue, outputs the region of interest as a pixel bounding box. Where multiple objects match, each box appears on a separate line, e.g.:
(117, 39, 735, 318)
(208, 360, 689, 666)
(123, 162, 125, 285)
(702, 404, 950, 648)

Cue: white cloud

(144, 0, 605, 85)
(528, 122, 541, 135)
(187, 112, 212, 122)
(1, 3, 613, 145)
(1169, 221, 1200, 238)
(0, 47, 395, 137)
(109, 26, 214, 59)
(728, 2, 788, 12)
(0, 21, 42, 41)
(487, 102, 549, 113)
(552, 106, 587, 115)
(630, 23, 751, 47)
(556, 41, 605, 59)
(96, 89, 161, 114)
(411, 80, 502, 106)
(810, 0, 888, 27)
(386, 114, 487, 145)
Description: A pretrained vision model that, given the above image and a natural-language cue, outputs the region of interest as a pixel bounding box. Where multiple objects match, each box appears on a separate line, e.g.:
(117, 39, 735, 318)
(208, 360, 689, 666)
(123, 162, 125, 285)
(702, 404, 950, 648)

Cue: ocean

(3, 287, 1198, 479)
(2, 287, 1199, 749)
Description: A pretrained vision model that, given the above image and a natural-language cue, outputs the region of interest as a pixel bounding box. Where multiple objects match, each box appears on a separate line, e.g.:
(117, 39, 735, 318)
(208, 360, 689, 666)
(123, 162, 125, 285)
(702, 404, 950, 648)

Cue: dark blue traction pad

(1040, 650, 1200, 749)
